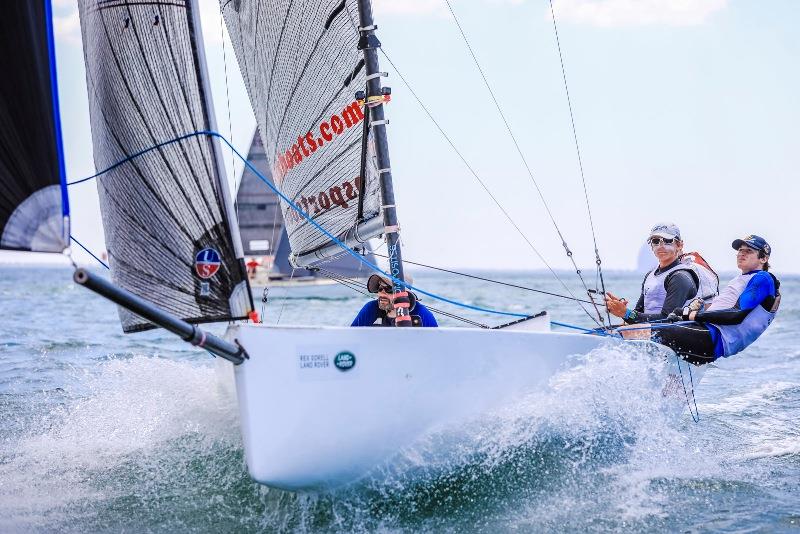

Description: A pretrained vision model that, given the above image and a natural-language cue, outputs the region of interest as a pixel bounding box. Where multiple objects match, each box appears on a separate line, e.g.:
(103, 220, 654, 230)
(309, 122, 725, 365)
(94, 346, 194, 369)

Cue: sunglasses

(376, 283, 392, 293)
(648, 237, 675, 246)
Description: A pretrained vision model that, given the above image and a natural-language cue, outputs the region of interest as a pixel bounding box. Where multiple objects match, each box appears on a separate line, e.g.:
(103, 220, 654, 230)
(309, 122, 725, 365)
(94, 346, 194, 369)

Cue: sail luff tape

(366, 72, 387, 81)
(371, 119, 389, 126)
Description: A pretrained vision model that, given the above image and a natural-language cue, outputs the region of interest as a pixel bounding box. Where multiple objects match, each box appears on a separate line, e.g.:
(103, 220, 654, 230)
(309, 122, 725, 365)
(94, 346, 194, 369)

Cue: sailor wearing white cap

(606, 223, 711, 324)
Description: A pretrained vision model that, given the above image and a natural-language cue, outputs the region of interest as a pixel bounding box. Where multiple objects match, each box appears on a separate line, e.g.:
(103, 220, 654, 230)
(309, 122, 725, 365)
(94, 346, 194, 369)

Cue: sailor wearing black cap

(655, 235, 780, 365)
(351, 274, 438, 327)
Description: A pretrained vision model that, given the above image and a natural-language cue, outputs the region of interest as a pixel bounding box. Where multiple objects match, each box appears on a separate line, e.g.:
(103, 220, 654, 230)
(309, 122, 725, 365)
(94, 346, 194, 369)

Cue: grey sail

(236, 131, 375, 279)
(0, 0, 69, 253)
(236, 132, 285, 261)
(78, 0, 253, 332)
(221, 0, 383, 266)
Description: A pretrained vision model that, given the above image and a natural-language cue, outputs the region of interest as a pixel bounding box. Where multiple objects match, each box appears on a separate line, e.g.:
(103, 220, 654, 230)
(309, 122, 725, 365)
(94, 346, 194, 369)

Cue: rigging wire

(371, 252, 599, 306)
(379, 49, 602, 328)
(275, 267, 296, 325)
(442, 0, 606, 326)
(70, 236, 109, 269)
(315, 266, 491, 328)
(547, 0, 611, 326)
(67, 130, 530, 320)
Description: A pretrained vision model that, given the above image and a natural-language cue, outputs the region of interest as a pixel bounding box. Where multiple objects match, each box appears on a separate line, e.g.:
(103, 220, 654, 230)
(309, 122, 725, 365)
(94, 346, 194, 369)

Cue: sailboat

(0, 0, 702, 491)
(235, 131, 375, 295)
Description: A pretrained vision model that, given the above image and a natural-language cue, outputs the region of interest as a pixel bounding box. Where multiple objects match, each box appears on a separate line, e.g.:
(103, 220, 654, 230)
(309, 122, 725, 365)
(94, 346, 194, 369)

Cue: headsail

(78, 0, 252, 332)
(236, 131, 375, 279)
(221, 0, 382, 266)
(0, 1, 69, 253)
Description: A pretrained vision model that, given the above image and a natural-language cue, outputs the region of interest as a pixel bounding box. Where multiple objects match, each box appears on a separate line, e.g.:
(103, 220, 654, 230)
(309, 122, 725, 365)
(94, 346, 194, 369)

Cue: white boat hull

(224, 324, 690, 491)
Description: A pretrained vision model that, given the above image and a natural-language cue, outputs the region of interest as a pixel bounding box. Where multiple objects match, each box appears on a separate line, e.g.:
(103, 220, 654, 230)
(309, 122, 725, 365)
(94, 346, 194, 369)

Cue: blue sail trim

(43, 0, 70, 227)
(70, 130, 528, 319)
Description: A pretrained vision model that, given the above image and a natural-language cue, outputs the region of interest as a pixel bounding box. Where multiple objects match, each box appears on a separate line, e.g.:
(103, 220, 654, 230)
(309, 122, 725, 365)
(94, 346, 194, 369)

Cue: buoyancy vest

(707, 272, 780, 357)
(642, 253, 720, 314)
(682, 252, 720, 303)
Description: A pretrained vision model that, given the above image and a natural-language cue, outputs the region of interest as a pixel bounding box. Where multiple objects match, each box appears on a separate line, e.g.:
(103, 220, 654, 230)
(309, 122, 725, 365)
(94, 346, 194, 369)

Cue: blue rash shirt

(702, 270, 776, 357)
(351, 299, 438, 327)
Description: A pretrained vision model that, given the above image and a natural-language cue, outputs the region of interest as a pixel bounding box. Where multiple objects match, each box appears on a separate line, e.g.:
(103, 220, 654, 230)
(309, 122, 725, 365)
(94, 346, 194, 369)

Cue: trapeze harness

(654, 271, 780, 365)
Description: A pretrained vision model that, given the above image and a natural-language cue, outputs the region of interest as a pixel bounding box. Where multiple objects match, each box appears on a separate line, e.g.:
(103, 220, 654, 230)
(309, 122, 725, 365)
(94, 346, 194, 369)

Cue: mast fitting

(357, 32, 381, 50)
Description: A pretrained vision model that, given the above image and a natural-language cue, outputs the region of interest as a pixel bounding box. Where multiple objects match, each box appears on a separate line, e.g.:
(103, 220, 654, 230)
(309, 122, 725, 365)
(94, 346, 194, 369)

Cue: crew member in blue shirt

(351, 274, 438, 327)
(654, 235, 780, 365)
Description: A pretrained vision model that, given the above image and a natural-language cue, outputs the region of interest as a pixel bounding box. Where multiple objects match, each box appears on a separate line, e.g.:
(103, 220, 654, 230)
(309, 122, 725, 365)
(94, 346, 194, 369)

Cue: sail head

(79, 0, 252, 332)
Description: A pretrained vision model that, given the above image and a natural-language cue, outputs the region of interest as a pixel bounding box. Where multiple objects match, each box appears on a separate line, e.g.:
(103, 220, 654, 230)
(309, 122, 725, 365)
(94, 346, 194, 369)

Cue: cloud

(549, 0, 728, 27)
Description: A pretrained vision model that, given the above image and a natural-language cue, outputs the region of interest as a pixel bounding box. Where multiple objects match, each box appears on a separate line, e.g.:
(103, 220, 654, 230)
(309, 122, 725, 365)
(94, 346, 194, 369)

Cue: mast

(356, 0, 411, 326)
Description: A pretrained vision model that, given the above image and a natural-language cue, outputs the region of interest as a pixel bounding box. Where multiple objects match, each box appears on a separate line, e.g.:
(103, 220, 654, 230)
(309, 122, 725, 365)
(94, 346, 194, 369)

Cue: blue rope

(67, 131, 209, 186)
(68, 130, 527, 319)
(70, 236, 109, 269)
(551, 320, 617, 337)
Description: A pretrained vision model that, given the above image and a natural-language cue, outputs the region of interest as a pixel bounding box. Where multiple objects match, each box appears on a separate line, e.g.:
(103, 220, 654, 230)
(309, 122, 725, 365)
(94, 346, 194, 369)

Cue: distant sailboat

(235, 131, 375, 290)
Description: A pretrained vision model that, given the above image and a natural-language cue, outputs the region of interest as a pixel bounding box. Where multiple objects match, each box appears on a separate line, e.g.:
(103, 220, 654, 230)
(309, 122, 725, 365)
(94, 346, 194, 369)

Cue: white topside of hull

(223, 324, 704, 491)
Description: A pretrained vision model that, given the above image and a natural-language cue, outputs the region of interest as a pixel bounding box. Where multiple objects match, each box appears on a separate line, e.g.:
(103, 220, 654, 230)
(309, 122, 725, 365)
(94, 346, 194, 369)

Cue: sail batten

(222, 0, 383, 264)
(79, 0, 252, 333)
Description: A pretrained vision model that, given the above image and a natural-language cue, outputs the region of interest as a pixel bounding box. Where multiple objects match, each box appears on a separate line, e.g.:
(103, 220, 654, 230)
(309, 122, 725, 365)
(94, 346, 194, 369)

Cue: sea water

(1, 265, 798, 532)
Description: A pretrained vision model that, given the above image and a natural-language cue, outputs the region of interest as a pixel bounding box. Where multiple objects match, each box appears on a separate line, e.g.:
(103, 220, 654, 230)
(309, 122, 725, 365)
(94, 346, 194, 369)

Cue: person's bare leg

(617, 323, 651, 340)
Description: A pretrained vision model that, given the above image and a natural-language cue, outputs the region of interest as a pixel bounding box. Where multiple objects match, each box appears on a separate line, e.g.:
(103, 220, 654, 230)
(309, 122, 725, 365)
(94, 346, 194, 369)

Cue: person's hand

(605, 291, 628, 318)
(671, 306, 696, 321)
(687, 298, 704, 312)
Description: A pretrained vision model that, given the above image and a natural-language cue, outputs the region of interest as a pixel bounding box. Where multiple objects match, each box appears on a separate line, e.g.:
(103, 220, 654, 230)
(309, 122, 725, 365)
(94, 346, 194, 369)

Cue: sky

(5, 0, 798, 274)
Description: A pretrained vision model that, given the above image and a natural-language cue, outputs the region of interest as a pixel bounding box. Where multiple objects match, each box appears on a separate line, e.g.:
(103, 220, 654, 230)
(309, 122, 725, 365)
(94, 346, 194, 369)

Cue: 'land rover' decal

(333, 351, 356, 371)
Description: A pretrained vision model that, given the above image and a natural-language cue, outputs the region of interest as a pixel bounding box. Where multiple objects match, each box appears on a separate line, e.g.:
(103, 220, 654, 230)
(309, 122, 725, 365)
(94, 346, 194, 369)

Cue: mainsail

(236, 131, 375, 279)
(78, 0, 252, 332)
(0, 1, 69, 253)
(221, 0, 383, 266)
